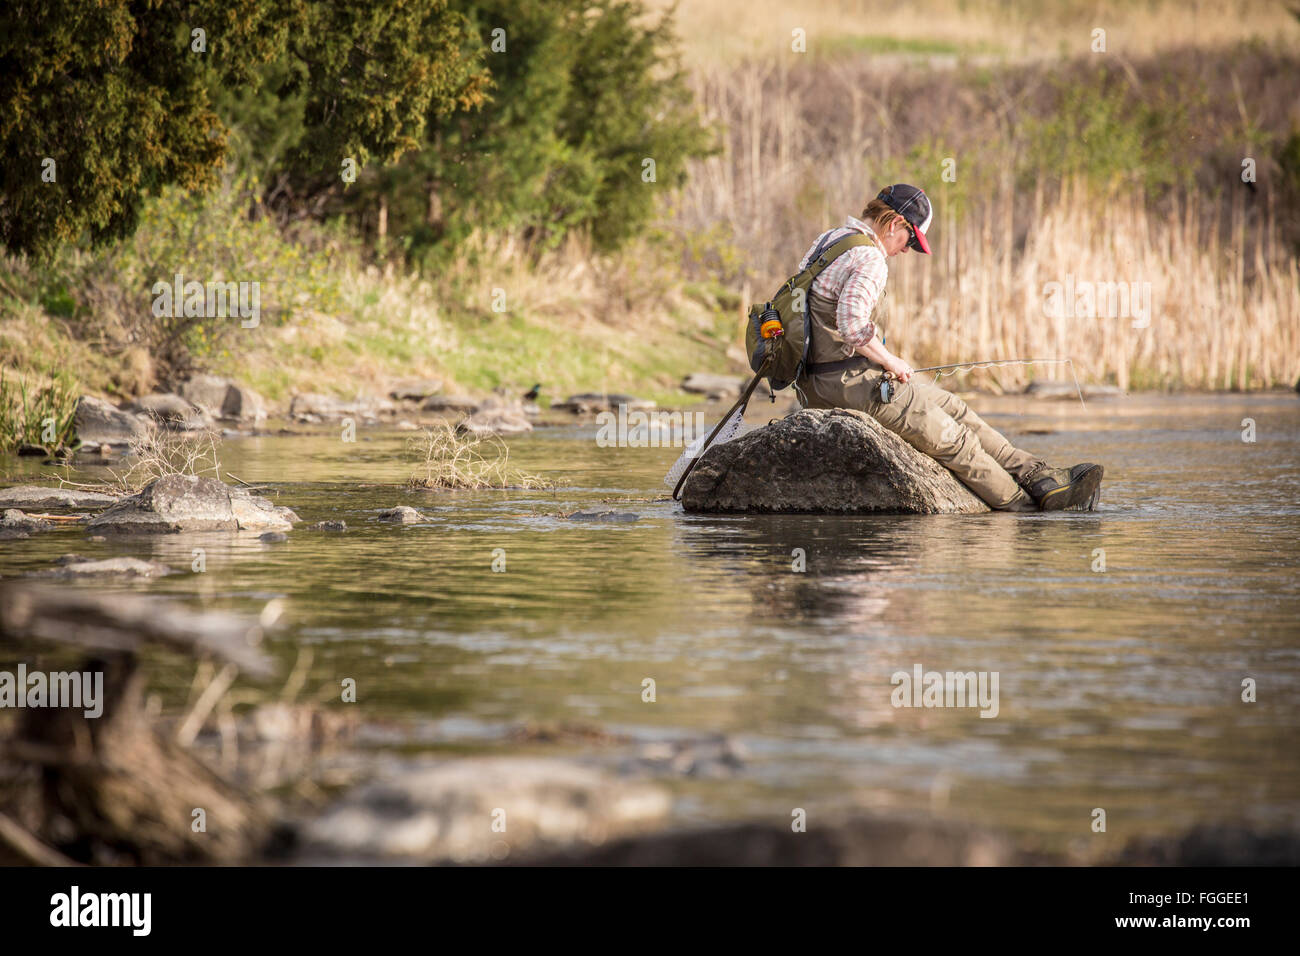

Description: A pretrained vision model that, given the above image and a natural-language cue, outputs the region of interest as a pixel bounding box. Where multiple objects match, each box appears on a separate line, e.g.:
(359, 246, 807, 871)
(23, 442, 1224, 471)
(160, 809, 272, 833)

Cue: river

(2, 391, 1298, 854)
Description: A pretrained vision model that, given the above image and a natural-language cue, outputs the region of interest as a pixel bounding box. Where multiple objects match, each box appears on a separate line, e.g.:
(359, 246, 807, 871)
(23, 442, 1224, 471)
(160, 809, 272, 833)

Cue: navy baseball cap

(877, 184, 932, 254)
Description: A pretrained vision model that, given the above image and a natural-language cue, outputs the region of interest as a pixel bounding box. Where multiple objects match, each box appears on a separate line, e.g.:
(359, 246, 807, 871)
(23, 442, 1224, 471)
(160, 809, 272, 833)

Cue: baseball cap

(877, 184, 932, 254)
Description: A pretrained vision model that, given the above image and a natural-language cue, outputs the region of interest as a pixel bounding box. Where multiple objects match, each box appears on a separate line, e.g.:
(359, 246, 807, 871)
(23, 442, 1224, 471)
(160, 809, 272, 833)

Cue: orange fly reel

(760, 318, 784, 339)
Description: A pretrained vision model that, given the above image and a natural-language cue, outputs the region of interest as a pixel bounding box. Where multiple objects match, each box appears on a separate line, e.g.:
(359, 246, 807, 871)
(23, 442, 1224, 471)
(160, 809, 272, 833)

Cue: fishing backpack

(745, 232, 876, 390)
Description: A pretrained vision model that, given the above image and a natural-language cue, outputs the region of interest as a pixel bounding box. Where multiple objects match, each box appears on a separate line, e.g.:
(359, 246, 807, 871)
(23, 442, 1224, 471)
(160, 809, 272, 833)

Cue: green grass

(816, 34, 1003, 59)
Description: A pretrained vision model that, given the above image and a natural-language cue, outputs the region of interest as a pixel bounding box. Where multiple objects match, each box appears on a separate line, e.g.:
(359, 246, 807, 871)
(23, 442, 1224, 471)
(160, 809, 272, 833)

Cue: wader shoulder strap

(805, 233, 874, 280)
(802, 232, 879, 377)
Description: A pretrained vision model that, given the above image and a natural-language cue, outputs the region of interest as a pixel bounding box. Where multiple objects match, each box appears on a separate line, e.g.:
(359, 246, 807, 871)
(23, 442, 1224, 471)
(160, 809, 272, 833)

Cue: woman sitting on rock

(796, 184, 1102, 511)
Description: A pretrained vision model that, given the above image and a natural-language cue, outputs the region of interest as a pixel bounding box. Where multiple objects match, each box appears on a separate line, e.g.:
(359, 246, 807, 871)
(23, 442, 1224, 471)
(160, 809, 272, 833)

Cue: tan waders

(797, 290, 1042, 511)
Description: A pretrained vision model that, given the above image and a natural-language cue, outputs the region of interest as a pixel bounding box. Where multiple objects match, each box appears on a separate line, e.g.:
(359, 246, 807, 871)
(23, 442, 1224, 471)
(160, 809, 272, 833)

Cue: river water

(3, 392, 1298, 853)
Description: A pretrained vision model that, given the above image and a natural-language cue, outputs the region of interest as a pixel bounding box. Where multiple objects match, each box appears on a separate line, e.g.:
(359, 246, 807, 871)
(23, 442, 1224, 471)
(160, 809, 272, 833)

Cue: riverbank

(3, 13, 1299, 444)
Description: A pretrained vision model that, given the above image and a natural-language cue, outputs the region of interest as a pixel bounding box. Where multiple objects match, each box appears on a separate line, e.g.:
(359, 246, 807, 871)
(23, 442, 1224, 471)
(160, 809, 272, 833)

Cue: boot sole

(1038, 464, 1104, 512)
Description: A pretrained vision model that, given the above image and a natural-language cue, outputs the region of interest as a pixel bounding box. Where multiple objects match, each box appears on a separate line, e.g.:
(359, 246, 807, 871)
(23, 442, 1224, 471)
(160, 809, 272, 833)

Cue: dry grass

(671, 49, 1300, 391)
(869, 181, 1299, 391)
(658, 0, 1299, 67)
(95, 429, 225, 495)
(406, 422, 554, 491)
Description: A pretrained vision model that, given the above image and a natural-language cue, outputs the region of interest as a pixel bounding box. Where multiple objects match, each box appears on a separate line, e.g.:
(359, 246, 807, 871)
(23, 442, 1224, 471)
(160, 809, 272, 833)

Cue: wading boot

(1022, 463, 1104, 512)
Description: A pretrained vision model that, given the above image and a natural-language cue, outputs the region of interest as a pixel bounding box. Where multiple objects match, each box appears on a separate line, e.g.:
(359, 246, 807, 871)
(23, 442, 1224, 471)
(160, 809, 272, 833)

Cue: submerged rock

(1, 509, 53, 532)
(73, 395, 149, 447)
(377, 506, 423, 524)
(300, 757, 670, 863)
(87, 475, 300, 533)
(0, 486, 119, 510)
(39, 557, 174, 578)
(680, 407, 989, 515)
(313, 520, 347, 532)
(567, 510, 639, 523)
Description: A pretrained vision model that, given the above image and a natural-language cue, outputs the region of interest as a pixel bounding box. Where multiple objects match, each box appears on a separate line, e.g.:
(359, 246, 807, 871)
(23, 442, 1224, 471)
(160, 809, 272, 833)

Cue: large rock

(87, 475, 300, 533)
(389, 378, 444, 402)
(73, 395, 149, 447)
(300, 757, 670, 863)
(681, 372, 744, 399)
(552, 393, 655, 414)
(1023, 381, 1122, 400)
(289, 392, 388, 422)
(680, 408, 990, 515)
(457, 398, 533, 436)
(179, 375, 267, 424)
(0, 486, 118, 510)
(420, 394, 480, 414)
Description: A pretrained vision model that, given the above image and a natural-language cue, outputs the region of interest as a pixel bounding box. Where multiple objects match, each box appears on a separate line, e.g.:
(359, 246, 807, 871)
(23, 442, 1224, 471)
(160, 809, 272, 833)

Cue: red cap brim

(913, 227, 931, 255)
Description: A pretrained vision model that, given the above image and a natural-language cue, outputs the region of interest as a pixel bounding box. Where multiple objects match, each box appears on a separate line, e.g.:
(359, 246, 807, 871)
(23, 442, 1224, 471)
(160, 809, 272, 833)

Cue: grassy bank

(0, 178, 740, 415)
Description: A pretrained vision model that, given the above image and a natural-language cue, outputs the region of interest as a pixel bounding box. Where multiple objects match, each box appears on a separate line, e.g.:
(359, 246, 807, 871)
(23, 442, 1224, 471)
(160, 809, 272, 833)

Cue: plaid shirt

(798, 216, 887, 350)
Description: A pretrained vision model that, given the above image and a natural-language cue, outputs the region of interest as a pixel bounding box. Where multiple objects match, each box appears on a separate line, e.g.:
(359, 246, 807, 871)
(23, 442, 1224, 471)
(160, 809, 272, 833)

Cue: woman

(796, 184, 1103, 512)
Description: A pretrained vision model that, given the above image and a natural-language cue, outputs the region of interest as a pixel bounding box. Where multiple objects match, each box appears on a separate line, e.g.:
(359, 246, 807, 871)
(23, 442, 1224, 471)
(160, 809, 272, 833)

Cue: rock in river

(457, 400, 533, 436)
(681, 372, 744, 399)
(1, 509, 53, 533)
(73, 395, 149, 447)
(87, 475, 300, 533)
(38, 557, 174, 578)
(122, 392, 213, 431)
(300, 757, 669, 863)
(178, 374, 267, 424)
(377, 506, 423, 524)
(1023, 381, 1123, 400)
(679, 407, 989, 515)
(0, 486, 119, 510)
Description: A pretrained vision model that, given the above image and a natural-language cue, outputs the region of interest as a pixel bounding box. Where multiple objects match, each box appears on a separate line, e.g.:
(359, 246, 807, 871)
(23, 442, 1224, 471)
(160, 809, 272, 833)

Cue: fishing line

(905, 357, 1086, 408)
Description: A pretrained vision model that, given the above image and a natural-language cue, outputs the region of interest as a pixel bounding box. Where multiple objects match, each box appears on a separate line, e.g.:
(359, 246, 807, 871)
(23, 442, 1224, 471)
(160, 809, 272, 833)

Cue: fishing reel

(879, 372, 896, 404)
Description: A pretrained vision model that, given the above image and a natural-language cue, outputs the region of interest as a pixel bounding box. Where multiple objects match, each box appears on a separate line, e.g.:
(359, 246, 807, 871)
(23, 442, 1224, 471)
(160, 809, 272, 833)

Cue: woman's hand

(881, 354, 914, 383)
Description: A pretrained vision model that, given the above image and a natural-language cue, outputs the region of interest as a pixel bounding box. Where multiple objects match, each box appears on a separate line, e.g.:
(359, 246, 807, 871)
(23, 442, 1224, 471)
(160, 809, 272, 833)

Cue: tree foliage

(0, 0, 486, 259)
(339, 0, 713, 257)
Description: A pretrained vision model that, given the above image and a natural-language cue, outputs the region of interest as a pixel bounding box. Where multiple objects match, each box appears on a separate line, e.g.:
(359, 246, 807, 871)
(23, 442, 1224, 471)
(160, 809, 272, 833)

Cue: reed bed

(672, 50, 1300, 391)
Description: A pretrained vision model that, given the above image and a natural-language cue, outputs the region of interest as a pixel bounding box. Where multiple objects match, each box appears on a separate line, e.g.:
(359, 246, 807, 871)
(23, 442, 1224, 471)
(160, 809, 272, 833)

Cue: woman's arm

(857, 334, 913, 382)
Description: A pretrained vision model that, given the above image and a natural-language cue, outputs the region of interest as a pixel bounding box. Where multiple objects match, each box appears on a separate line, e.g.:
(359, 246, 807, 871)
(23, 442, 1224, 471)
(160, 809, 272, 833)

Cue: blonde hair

(861, 198, 908, 233)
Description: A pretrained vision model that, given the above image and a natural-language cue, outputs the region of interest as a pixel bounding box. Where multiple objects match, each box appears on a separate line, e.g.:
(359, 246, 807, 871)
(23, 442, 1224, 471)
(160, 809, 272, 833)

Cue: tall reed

(672, 54, 1300, 390)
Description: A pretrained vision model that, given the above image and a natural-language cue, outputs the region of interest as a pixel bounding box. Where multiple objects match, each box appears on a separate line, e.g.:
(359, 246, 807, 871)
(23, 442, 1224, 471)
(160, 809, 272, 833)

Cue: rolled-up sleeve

(835, 251, 887, 349)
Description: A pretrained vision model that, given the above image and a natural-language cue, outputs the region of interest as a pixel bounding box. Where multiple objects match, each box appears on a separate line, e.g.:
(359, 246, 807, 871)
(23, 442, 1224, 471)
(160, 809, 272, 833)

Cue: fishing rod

(883, 357, 1085, 407)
